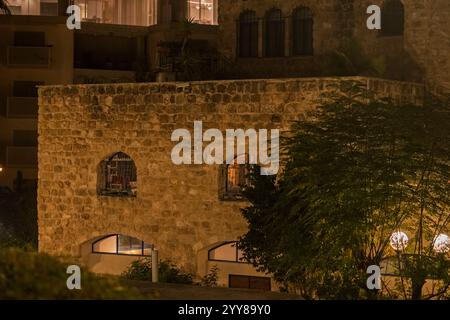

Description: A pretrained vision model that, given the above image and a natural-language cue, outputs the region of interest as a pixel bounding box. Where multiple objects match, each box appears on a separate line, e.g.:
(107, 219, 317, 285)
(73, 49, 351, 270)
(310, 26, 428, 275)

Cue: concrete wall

(37, 77, 425, 280)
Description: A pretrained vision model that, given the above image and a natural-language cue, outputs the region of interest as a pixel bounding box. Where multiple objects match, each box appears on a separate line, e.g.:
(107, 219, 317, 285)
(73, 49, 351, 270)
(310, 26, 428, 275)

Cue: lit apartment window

(93, 235, 153, 256)
(188, 0, 217, 25)
(74, 0, 157, 26)
(6, 0, 58, 16)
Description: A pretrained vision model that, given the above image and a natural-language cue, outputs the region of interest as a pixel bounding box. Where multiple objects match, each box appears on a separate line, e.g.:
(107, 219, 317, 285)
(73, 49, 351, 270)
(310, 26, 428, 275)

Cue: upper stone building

(217, 0, 450, 87)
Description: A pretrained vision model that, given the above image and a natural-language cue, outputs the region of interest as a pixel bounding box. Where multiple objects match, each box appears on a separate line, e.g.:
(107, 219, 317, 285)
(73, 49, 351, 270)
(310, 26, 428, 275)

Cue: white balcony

(6, 97, 38, 119)
(7, 46, 51, 68)
(6, 146, 37, 167)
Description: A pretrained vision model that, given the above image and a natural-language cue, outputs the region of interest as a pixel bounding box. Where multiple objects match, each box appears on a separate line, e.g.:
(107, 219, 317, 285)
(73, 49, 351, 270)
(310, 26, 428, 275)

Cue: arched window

(98, 152, 137, 197)
(219, 154, 252, 200)
(238, 10, 258, 58)
(92, 234, 153, 256)
(208, 241, 246, 263)
(381, 0, 404, 36)
(292, 6, 313, 56)
(264, 8, 284, 57)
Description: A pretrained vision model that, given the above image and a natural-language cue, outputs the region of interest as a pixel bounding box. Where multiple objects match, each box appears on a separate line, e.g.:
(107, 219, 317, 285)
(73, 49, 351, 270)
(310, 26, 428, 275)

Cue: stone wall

(217, 0, 450, 86)
(37, 77, 424, 274)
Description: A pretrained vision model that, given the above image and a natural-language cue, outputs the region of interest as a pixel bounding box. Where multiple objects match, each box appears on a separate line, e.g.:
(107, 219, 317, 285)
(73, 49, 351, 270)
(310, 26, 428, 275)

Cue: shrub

(0, 247, 145, 299)
(200, 265, 219, 287)
(122, 258, 193, 284)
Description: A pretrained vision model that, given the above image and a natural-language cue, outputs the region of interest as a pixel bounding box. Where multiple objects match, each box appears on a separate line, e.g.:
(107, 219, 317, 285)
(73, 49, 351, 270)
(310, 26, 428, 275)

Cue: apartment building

(0, 0, 219, 189)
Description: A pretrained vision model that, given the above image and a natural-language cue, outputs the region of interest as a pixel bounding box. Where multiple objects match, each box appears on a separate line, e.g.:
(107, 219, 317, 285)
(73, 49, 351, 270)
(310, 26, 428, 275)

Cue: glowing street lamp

(433, 234, 450, 254)
(390, 231, 409, 251)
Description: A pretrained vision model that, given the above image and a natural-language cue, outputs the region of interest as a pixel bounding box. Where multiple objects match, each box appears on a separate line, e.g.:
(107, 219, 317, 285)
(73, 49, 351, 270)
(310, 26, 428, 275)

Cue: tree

(0, 0, 11, 15)
(239, 82, 450, 299)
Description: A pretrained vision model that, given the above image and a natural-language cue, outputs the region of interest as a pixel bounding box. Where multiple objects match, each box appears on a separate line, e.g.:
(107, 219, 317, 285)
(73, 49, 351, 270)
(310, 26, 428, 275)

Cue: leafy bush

(0, 247, 145, 299)
(122, 258, 193, 284)
(200, 265, 219, 287)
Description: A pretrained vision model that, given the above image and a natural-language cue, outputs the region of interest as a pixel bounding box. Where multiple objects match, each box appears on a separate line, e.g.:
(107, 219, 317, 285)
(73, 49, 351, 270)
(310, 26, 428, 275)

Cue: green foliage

(239, 81, 450, 299)
(122, 258, 194, 284)
(0, 184, 38, 248)
(201, 265, 220, 287)
(0, 247, 145, 299)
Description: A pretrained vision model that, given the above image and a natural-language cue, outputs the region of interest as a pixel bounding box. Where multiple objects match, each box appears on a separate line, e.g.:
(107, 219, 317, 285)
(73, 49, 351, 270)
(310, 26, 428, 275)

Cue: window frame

(263, 8, 285, 58)
(237, 10, 259, 58)
(98, 152, 138, 198)
(207, 241, 248, 264)
(91, 234, 153, 257)
(187, 0, 218, 25)
(292, 6, 314, 56)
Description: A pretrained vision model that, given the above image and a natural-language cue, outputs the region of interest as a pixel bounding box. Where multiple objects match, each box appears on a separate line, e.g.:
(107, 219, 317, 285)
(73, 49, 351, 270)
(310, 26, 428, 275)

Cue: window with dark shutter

(381, 0, 404, 37)
(292, 6, 313, 56)
(238, 10, 258, 58)
(264, 8, 284, 57)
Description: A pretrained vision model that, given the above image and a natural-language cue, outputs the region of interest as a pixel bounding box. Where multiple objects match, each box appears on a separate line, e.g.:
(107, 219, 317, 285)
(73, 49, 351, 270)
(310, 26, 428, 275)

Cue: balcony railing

(6, 97, 38, 118)
(6, 146, 37, 167)
(7, 46, 51, 68)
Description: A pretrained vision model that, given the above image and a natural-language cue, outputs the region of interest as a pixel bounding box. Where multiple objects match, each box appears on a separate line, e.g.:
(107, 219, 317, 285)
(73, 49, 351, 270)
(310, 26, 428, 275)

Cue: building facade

(2, 0, 449, 290)
(37, 77, 425, 289)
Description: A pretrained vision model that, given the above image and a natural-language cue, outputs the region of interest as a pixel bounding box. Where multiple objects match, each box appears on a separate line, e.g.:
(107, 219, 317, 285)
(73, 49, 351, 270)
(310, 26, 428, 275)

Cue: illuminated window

(6, 0, 58, 16)
(381, 0, 404, 36)
(219, 154, 252, 200)
(188, 0, 217, 25)
(292, 6, 313, 56)
(238, 10, 258, 58)
(264, 8, 284, 57)
(208, 241, 247, 263)
(92, 234, 153, 256)
(98, 152, 137, 197)
(73, 0, 157, 26)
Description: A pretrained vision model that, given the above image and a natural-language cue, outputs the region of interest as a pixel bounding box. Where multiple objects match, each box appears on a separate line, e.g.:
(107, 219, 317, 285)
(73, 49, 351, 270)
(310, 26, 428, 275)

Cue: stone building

(32, 0, 449, 291)
(37, 77, 426, 289)
(218, 0, 450, 86)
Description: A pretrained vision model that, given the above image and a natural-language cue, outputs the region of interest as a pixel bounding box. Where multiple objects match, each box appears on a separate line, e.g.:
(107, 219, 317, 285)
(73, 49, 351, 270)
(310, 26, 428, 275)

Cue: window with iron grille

(380, 0, 404, 37)
(98, 152, 137, 197)
(292, 6, 313, 56)
(238, 10, 258, 58)
(219, 154, 255, 201)
(264, 8, 284, 57)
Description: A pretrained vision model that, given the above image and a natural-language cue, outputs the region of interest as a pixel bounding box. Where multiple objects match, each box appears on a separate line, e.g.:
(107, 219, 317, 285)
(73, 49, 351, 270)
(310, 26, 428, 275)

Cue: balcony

(7, 46, 51, 68)
(6, 97, 38, 118)
(6, 146, 37, 167)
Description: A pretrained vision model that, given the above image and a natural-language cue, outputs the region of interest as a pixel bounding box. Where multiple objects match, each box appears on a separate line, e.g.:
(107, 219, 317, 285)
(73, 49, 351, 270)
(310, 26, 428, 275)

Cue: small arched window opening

(208, 241, 247, 263)
(264, 8, 284, 57)
(381, 0, 404, 36)
(98, 152, 137, 197)
(292, 6, 313, 56)
(238, 10, 259, 58)
(219, 154, 254, 201)
(92, 234, 153, 256)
